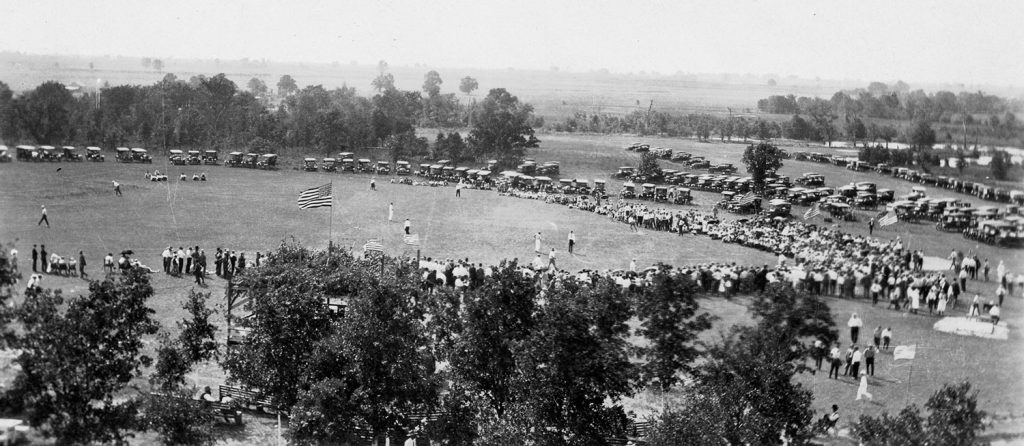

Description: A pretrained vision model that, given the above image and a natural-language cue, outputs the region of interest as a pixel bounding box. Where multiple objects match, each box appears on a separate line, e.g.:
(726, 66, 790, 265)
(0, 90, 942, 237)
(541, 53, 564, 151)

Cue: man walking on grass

(78, 251, 87, 279)
(38, 205, 50, 227)
(568, 230, 575, 254)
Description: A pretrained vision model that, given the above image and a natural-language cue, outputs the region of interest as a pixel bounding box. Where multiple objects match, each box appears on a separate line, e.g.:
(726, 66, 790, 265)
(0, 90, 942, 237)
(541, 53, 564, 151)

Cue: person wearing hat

(38, 205, 50, 227)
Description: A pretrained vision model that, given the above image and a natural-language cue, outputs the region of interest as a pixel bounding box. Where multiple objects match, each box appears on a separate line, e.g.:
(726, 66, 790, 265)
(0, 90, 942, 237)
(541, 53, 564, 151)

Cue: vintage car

(620, 182, 637, 199)
(85, 146, 104, 162)
(130, 148, 152, 163)
(169, 149, 187, 165)
(670, 187, 692, 205)
(535, 176, 553, 192)
(376, 161, 391, 175)
(341, 158, 356, 172)
(0, 146, 9, 163)
(226, 151, 244, 167)
(321, 158, 338, 172)
(187, 150, 202, 165)
(654, 185, 670, 202)
(256, 154, 278, 170)
(356, 158, 372, 173)
(16, 145, 39, 161)
(614, 166, 635, 178)
(640, 183, 657, 200)
(395, 160, 411, 175)
(39, 145, 60, 161)
(62, 146, 83, 161)
(303, 158, 319, 171)
(203, 150, 219, 165)
(766, 199, 792, 217)
(537, 161, 560, 175)
(795, 172, 825, 187)
(240, 153, 259, 168)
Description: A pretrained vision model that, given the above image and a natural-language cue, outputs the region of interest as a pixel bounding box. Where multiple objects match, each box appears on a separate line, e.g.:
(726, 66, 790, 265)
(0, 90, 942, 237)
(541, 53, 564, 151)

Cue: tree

(648, 323, 816, 446)
(247, 77, 268, 97)
(854, 381, 986, 446)
(909, 119, 936, 150)
(423, 70, 443, 97)
(290, 264, 437, 444)
(153, 59, 164, 72)
(807, 98, 839, 147)
(142, 57, 152, 69)
(13, 81, 76, 144)
(636, 151, 662, 179)
(846, 117, 867, 147)
(385, 130, 428, 162)
(467, 88, 540, 168)
(459, 76, 479, 96)
(277, 74, 298, 96)
(7, 268, 160, 445)
(221, 244, 335, 409)
(372, 72, 396, 93)
(635, 265, 713, 390)
(878, 124, 898, 149)
(990, 149, 1011, 180)
(742, 141, 785, 191)
(137, 389, 217, 446)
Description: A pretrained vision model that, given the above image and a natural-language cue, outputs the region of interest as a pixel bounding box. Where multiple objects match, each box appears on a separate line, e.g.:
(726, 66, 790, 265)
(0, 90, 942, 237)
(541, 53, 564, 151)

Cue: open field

(1, 132, 1022, 443)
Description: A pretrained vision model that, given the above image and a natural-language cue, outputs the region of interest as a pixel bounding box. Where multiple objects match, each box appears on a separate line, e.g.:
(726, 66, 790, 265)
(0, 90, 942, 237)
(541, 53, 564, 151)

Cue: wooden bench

(218, 385, 288, 418)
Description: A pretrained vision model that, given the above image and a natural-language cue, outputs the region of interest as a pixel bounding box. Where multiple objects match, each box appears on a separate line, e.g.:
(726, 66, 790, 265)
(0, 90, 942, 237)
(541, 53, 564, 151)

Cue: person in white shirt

(856, 371, 873, 401)
(162, 247, 172, 273)
(534, 232, 542, 253)
(548, 248, 557, 270)
(629, 259, 637, 273)
(104, 253, 115, 272)
(567, 230, 576, 254)
(848, 313, 863, 343)
(989, 304, 1001, 333)
(9, 248, 17, 273)
(388, 203, 394, 223)
(404, 218, 411, 235)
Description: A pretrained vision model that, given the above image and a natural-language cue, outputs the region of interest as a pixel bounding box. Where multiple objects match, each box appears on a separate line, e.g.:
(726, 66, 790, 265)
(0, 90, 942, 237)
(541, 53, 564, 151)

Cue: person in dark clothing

(40, 245, 48, 272)
(215, 249, 223, 276)
(198, 250, 207, 285)
(32, 245, 38, 272)
(255, 252, 261, 267)
(78, 251, 87, 279)
(194, 259, 204, 285)
(229, 251, 238, 276)
(868, 218, 874, 236)
(444, 267, 455, 287)
(237, 253, 246, 273)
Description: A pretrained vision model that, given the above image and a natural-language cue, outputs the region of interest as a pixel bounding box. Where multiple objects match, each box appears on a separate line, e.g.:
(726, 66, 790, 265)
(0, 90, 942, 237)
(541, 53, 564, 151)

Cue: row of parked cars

(7, 145, 106, 162)
(793, 150, 1024, 206)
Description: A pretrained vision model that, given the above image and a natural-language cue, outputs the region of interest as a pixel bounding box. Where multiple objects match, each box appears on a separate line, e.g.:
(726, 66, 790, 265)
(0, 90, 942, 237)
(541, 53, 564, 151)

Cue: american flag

(737, 194, 759, 206)
(803, 203, 821, 220)
(297, 183, 332, 209)
(363, 238, 384, 253)
(403, 233, 420, 246)
(878, 211, 898, 226)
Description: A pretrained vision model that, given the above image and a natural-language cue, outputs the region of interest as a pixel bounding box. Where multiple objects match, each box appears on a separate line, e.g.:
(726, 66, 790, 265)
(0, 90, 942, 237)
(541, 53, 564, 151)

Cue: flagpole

(329, 180, 334, 253)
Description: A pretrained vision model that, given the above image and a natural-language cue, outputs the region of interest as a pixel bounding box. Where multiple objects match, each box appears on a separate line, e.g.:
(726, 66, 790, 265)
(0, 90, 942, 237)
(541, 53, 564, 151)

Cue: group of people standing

(160, 246, 262, 284)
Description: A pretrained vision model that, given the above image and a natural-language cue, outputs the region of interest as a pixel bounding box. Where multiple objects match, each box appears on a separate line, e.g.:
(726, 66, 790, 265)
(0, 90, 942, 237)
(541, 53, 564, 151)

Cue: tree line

(0, 70, 539, 168)
(758, 81, 1022, 147)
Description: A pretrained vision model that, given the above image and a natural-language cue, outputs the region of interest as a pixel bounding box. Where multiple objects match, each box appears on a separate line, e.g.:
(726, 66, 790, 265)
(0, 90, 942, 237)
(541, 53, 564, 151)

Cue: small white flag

(893, 344, 916, 360)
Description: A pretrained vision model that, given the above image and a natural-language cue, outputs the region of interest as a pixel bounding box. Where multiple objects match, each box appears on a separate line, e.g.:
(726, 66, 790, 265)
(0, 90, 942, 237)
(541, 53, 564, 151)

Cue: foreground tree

(742, 141, 785, 191)
(468, 88, 540, 168)
(635, 266, 713, 390)
(854, 381, 986, 446)
(137, 389, 217, 446)
(5, 268, 160, 445)
(152, 290, 219, 389)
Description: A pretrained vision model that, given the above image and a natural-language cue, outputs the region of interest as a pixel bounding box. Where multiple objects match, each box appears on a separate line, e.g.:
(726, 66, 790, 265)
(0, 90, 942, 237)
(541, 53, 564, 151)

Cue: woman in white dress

(910, 287, 921, 314)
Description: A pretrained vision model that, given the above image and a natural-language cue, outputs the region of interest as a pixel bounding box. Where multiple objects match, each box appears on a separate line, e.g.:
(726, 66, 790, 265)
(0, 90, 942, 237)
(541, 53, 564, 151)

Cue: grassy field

(1, 133, 1022, 444)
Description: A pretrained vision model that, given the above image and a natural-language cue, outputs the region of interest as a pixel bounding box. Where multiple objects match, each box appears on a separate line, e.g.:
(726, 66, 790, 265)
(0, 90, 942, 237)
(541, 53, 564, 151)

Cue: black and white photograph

(0, 0, 1022, 444)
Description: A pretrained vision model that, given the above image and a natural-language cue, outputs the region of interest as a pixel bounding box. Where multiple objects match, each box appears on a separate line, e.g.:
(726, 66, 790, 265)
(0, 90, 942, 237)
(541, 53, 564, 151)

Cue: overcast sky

(4, 0, 1023, 87)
